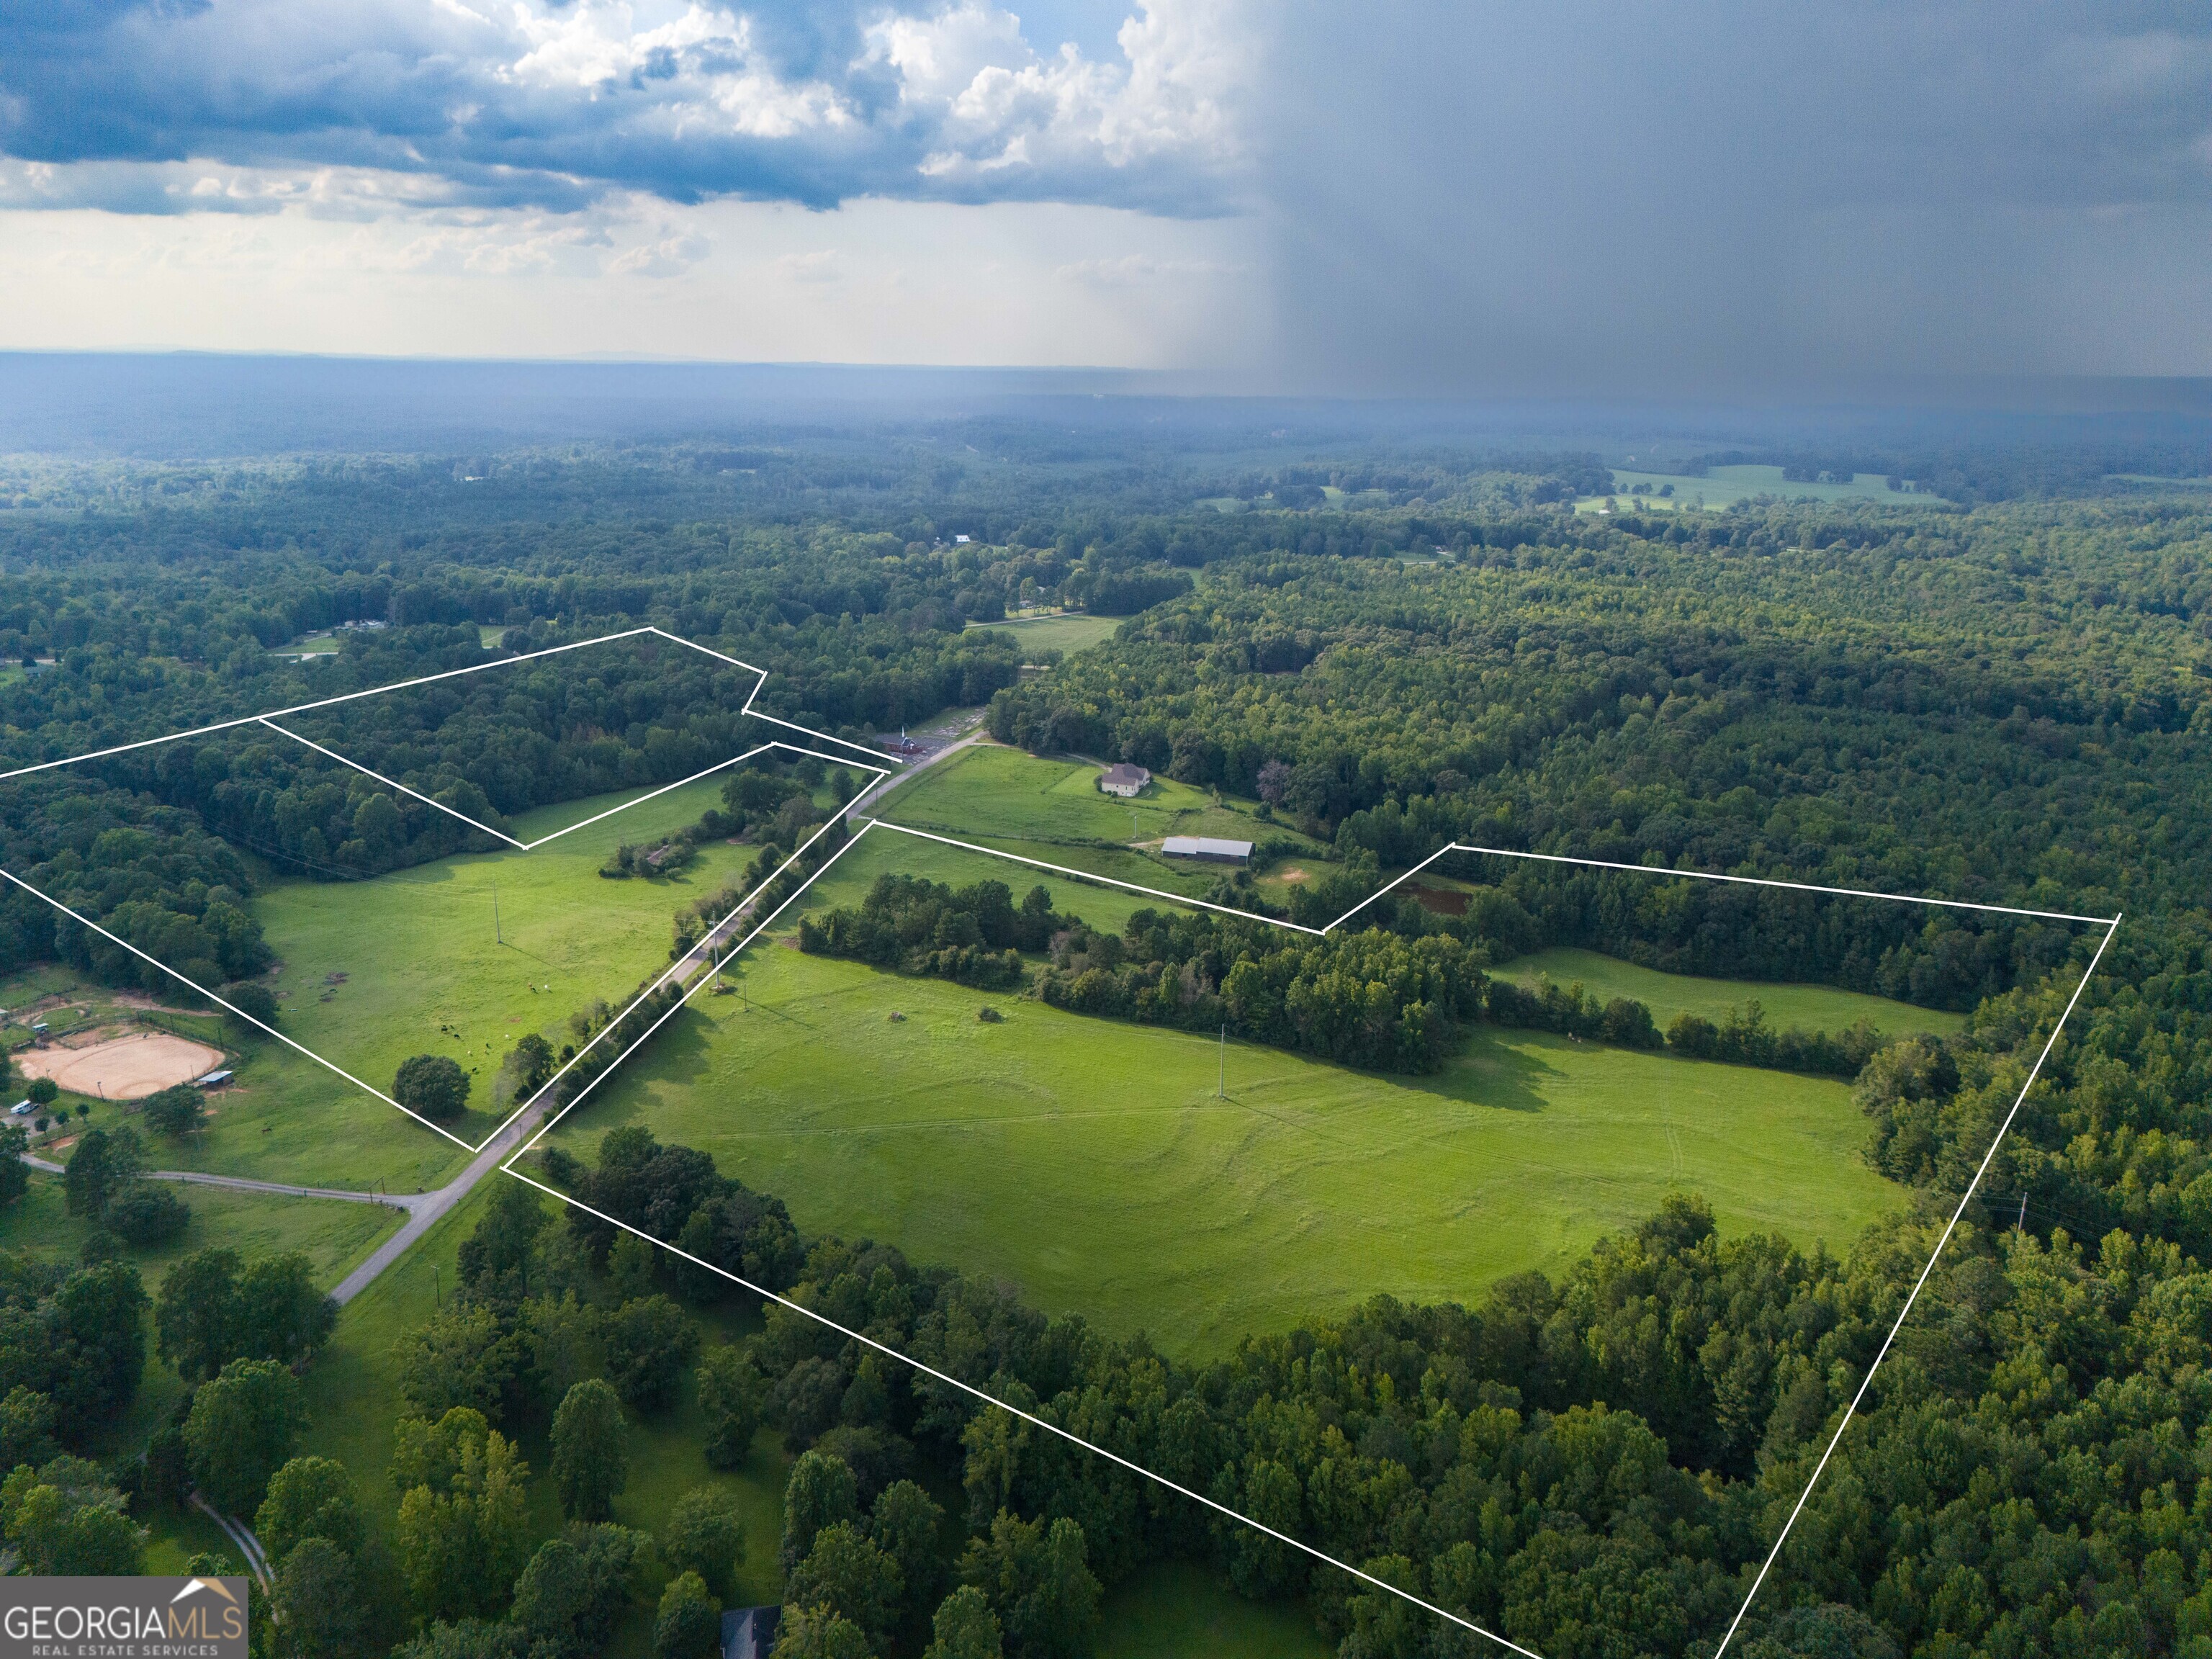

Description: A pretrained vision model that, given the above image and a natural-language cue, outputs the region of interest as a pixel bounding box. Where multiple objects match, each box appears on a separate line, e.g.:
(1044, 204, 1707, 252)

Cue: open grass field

(838, 819, 1237, 919)
(963, 612, 1123, 655)
(881, 742, 1310, 862)
(1493, 946, 1966, 1039)
(0, 1168, 402, 1294)
(250, 775, 750, 1156)
(1574, 464, 1946, 513)
(1097, 1562, 1330, 1658)
(541, 941, 1902, 1356)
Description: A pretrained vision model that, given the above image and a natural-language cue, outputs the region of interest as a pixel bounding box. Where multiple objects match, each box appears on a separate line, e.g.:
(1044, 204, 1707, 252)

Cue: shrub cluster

(799, 874, 1064, 991)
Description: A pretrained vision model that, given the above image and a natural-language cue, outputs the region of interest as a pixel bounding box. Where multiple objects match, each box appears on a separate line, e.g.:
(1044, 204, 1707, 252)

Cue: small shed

(1098, 763, 1151, 798)
(1161, 836, 1253, 866)
(194, 1069, 235, 1088)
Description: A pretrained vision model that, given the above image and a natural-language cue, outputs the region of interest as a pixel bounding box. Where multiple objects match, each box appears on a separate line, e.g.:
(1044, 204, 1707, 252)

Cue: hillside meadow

(1492, 945, 1969, 1039)
(540, 938, 1907, 1356)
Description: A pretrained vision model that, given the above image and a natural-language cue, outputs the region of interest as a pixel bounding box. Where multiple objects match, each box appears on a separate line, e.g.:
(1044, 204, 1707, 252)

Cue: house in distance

(1162, 835, 1252, 866)
(1098, 763, 1151, 797)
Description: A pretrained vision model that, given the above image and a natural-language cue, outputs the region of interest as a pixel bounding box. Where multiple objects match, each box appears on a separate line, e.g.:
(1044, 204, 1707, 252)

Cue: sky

(1, 1, 2208, 394)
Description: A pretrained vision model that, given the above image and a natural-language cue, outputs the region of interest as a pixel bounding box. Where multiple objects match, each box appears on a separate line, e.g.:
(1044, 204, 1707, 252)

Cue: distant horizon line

(4, 349, 2210, 419)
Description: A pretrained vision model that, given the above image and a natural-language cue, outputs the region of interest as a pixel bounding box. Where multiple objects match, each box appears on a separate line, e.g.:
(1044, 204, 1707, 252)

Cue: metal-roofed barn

(1161, 836, 1252, 865)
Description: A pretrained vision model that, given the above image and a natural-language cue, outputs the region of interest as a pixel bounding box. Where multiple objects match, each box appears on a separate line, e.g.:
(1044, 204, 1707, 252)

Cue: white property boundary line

(1707, 914, 2119, 1656)
(0, 635, 2125, 1654)
(495, 813, 2121, 1656)
(0, 624, 891, 787)
(0, 629, 901, 1155)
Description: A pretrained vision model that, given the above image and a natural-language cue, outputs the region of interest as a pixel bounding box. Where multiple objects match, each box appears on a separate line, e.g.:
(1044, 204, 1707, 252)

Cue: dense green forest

(0, 448, 2209, 1657)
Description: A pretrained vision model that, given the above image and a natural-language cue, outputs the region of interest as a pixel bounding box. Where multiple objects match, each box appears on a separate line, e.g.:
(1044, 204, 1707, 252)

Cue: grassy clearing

(881, 743, 1306, 860)
(1097, 1563, 1329, 1658)
(246, 775, 748, 1164)
(542, 942, 1902, 1357)
(830, 820, 1228, 920)
(0, 1169, 401, 1292)
(1493, 946, 1966, 1039)
(963, 613, 1123, 655)
(1574, 464, 1946, 513)
(1, 774, 760, 1193)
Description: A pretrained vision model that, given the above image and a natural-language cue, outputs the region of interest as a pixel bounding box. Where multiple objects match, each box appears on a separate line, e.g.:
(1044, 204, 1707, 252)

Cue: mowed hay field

(251, 775, 751, 1152)
(1493, 946, 1969, 1039)
(543, 940, 1905, 1357)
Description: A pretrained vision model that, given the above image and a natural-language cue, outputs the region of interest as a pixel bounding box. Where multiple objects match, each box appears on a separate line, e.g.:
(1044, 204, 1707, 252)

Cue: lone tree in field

(141, 1084, 205, 1136)
(394, 1054, 470, 1123)
(550, 1377, 629, 1522)
(63, 1126, 143, 1218)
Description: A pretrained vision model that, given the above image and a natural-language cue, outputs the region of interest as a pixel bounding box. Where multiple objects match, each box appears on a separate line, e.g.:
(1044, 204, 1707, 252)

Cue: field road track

(18, 1097, 541, 1308)
(12, 732, 989, 1308)
(849, 719, 985, 816)
(326, 1089, 554, 1305)
(19, 1151, 431, 1213)
(683, 721, 986, 971)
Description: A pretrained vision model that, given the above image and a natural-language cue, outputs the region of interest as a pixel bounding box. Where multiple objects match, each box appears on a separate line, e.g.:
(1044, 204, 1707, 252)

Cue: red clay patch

(1408, 884, 1469, 916)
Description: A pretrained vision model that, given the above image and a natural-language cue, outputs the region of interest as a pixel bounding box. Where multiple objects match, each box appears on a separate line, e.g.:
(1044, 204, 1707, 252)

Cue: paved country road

(20, 1152, 432, 1213)
(326, 1090, 554, 1304)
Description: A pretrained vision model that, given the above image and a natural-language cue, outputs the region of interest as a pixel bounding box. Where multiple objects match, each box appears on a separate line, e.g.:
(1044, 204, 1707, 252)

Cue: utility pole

(492, 885, 501, 945)
(2016, 1193, 2028, 1234)
(1218, 1022, 1226, 1099)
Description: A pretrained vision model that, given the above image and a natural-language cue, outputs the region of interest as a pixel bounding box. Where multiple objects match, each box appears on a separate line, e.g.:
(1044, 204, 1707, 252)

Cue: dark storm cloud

(1253, 1, 2212, 390)
(4, 1, 2207, 387)
(0, 0, 1234, 214)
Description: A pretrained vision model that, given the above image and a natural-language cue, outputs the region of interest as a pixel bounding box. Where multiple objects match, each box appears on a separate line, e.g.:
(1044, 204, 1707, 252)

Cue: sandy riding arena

(16, 1030, 225, 1100)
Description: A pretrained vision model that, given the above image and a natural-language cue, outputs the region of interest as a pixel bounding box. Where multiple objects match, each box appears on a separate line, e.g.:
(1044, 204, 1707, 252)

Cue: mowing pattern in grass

(250, 776, 749, 1154)
(542, 945, 1903, 1356)
(1493, 946, 1967, 1040)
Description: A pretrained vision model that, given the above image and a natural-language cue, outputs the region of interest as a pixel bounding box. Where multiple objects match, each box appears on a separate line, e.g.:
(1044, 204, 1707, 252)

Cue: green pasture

(250, 776, 748, 1156)
(0, 1168, 400, 1294)
(1493, 946, 1966, 1039)
(0, 963, 462, 1192)
(95, 1038, 468, 1195)
(880, 742, 1304, 860)
(1575, 464, 1946, 513)
(963, 612, 1123, 655)
(541, 943, 1902, 1356)
(834, 820, 1224, 920)
(1098, 1562, 1330, 1658)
